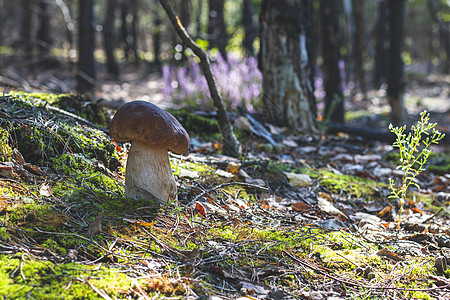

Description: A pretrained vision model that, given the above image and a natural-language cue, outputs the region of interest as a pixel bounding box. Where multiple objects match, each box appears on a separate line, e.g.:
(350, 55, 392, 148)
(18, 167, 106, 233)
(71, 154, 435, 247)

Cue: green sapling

(388, 110, 445, 225)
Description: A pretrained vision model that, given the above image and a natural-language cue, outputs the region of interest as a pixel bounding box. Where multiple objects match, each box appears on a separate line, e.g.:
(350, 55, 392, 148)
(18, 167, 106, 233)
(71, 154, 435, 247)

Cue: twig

(423, 207, 443, 224)
(158, 0, 240, 157)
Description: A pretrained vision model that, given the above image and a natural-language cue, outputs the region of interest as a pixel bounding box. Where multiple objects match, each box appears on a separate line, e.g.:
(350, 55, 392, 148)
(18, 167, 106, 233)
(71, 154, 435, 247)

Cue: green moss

(1, 202, 67, 231)
(168, 109, 219, 140)
(0, 254, 132, 299)
(0, 127, 13, 162)
(306, 168, 385, 200)
(172, 158, 215, 177)
(1, 93, 119, 170)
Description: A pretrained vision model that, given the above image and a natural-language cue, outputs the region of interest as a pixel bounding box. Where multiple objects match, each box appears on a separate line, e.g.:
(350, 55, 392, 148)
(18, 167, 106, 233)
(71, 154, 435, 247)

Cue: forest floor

(0, 66, 450, 299)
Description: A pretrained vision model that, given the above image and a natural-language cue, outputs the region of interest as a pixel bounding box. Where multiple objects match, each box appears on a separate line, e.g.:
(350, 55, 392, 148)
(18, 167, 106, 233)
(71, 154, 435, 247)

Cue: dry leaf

(377, 206, 393, 221)
(215, 169, 234, 178)
(292, 202, 310, 212)
(226, 162, 240, 175)
(39, 183, 53, 197)
(317, 196, 347, 218)
(195, 202, 206, 217)
(284, 172, 312, 188)
(136, 220, 157, 227)
(178, 168, 200, 179)
(377, 248, 404, 262)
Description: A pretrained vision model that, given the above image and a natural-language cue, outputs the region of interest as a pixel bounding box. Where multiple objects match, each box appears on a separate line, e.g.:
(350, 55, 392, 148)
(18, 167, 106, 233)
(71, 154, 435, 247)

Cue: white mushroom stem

(124, 140, 177, 203)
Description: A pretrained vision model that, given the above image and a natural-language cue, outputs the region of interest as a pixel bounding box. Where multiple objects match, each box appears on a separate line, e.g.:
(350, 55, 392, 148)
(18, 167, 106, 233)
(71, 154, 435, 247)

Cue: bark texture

(77, 0, 96, 92)
(387, 0, 406, 126)
(208, 0, 228, 58)
(243, 0, 257, 55)
(103, 0, 120, 78)
(351, 0, 366, 95)
(320, 0, 344, 124)
(374, 0, 389, 88)
(259, 0, 316, 131)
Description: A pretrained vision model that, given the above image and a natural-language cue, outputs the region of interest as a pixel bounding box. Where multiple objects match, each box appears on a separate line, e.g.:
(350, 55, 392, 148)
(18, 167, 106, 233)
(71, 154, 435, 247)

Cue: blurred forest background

(0, 0, 448, 131)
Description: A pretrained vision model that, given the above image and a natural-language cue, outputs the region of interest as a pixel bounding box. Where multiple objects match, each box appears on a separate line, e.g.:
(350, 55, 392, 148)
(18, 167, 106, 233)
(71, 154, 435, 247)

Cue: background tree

(103, 0, 120, 78)
(37, 0, 53, 59)
(159, 0, 241, 157)
(320, 0, 344, 124)
(427, 0, 450, 74)
(77, 0, 96, 93)
(208, 0, 229, 58)
(387, 0, 406, 126)
(20, 0, 34, 59)
(259, 0, 316, 131)
(351, 0, 367, 96)
(120, 0, 139, 63)
(0, 0, 3, 71)
(55, 0, 76, 54)
(151, 7, 163, 71)
(374, 0, 389, 88)
(243, 0, 257, 56)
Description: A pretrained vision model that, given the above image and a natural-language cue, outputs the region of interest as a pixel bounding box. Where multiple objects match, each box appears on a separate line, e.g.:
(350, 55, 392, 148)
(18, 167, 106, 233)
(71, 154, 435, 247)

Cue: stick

(158, 0, 241, 157)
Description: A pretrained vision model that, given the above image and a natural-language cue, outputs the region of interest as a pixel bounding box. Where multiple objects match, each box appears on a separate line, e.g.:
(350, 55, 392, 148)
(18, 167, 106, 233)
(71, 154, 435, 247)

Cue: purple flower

(162, 53, 262, 113)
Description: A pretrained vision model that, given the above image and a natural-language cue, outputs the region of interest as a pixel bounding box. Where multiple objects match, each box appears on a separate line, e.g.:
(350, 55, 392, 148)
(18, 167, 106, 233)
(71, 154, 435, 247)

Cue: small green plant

(388, 111, 445, 225)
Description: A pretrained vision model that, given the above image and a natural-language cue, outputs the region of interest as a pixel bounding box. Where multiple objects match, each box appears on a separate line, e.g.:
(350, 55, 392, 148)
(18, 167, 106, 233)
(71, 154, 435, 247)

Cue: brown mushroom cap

(109, 101, 190, 154)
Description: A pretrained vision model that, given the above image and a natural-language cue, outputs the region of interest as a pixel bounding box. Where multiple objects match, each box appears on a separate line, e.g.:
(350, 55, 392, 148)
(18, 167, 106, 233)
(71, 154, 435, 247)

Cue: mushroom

(109, 101, 190, 203)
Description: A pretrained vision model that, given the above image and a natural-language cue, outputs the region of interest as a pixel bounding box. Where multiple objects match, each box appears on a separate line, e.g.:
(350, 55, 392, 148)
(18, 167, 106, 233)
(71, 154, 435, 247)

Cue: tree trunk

(374, 0, 388, 88)
(195, 0, 204, 38)
(320, 0, 344, 124)
(175, 0, 191, 61)
(208, 0, 228, 59)
(152, 11, 162, 70)
(259, 0, 316, 131)
(0, 0, 3, 71)
(427, 0, 450, 74)
(77, 0, 96, 93)
(130, 0, 139, 64)
(120, 1, 130, 61)
(387, 0, 406, 126)
(20, 0, 34, 57)
(103, 0, 120, 78)
(351, 0, 366, 96)
(243, 0, 257, 55)
(304, 0, 315, 116)
(55, 0, 76, 55)
(37, 0, 52, 57)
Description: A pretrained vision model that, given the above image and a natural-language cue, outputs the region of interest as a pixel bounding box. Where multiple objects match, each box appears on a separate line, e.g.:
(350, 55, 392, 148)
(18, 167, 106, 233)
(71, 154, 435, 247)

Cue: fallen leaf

(178, 168, 200, 179)
(195, 202, 206, 217)
(411, 207, 424, 215)
(23, 163, 45, 176)
(215, 169, 234, 178)
(226, 162, 240, 175)
(284, 172, 312, 188)
(292, 202, 310, 212)
(318, 192, 333, 202)
(39, 183, 53, 197)
(282, 137, 298, 148)
(377, 248, 404, 262)
(136, 220, 157, 227)
(317, 196, 347, 218)
(377, 206, 393, 221)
